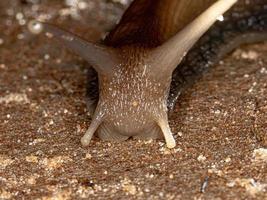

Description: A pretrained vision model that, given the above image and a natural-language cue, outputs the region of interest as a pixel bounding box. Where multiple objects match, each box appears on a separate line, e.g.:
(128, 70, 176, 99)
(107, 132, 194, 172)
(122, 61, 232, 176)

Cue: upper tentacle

(28, 21, 120, 76)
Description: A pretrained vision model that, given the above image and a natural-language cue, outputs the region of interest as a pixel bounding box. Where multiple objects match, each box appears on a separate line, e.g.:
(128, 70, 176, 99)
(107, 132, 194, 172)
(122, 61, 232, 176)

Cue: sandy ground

(0, 0, 266, 199)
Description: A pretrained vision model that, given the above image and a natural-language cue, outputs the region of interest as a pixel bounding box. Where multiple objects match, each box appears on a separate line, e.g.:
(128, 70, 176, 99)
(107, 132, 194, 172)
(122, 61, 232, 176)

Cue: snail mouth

(96, 123, 130, 141)
(96, 122, 163, 141)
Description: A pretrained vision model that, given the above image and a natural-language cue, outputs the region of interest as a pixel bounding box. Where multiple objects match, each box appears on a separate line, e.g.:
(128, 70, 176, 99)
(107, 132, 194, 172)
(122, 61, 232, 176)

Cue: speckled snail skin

(28, 0, 267, 148)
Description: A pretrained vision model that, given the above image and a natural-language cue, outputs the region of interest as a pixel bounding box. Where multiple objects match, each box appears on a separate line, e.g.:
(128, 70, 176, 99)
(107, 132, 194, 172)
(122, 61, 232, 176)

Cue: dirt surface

(0, 1, 266, 199)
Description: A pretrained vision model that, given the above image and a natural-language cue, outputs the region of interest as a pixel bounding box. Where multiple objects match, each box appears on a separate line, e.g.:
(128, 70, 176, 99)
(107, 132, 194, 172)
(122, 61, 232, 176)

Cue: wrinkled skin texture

(96, 47, 170, 140)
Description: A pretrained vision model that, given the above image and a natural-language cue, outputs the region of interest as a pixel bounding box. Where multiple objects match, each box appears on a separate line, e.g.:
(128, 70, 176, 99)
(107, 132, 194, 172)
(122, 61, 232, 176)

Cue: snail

(28, 0, 267, 148)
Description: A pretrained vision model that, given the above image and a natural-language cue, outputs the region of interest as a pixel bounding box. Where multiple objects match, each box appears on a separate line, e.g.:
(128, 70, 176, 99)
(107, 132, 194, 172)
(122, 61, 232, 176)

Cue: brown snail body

(28, 0, 267, 148)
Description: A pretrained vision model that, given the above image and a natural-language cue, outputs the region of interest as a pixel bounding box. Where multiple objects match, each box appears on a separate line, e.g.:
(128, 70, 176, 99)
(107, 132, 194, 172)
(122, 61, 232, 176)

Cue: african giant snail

(28, 0, 267, 148)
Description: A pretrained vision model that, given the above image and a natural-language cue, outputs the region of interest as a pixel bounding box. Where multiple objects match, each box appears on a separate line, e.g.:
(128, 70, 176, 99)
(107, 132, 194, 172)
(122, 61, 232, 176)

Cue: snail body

(28, 0, 267, 148)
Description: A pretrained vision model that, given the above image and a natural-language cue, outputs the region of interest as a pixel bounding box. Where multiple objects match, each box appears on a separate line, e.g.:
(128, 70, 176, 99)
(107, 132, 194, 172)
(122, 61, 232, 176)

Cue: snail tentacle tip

(81, 135, 91, 147)
(166, 138, 176, 149)
(81, 116, 103, 147)
(157, 118, 176, 149)
(28, 20, 44, 35)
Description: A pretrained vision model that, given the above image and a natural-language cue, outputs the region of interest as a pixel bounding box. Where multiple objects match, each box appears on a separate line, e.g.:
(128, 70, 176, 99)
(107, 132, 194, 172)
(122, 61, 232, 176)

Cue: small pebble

(76, 124, 81, 133)
(233, 49, 259, 60)
(25, 155, 38, 163)
(49, 119, 54, 125)
(18, 19, 26, 26)
(44, 54, 50, 60)
(197, 154, 206, 162)
(241, 50, 258, 60)
(16, 12, 24, 20)
(177, 132, 183, 137)
(260, 67, 267, 74)
(214, 109, 221, 115)
(78, 1, 88, 9)
(17, 33, 24, 40)
(85, 153, 92, 159)
(253, 148, 267, 162)
(122, 179, 137, 195)
(28, 20, 44, 34)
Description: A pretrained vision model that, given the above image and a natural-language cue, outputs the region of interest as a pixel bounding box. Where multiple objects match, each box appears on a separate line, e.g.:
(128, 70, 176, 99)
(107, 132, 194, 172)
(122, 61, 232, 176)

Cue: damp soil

(0, 1, 266, 199)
